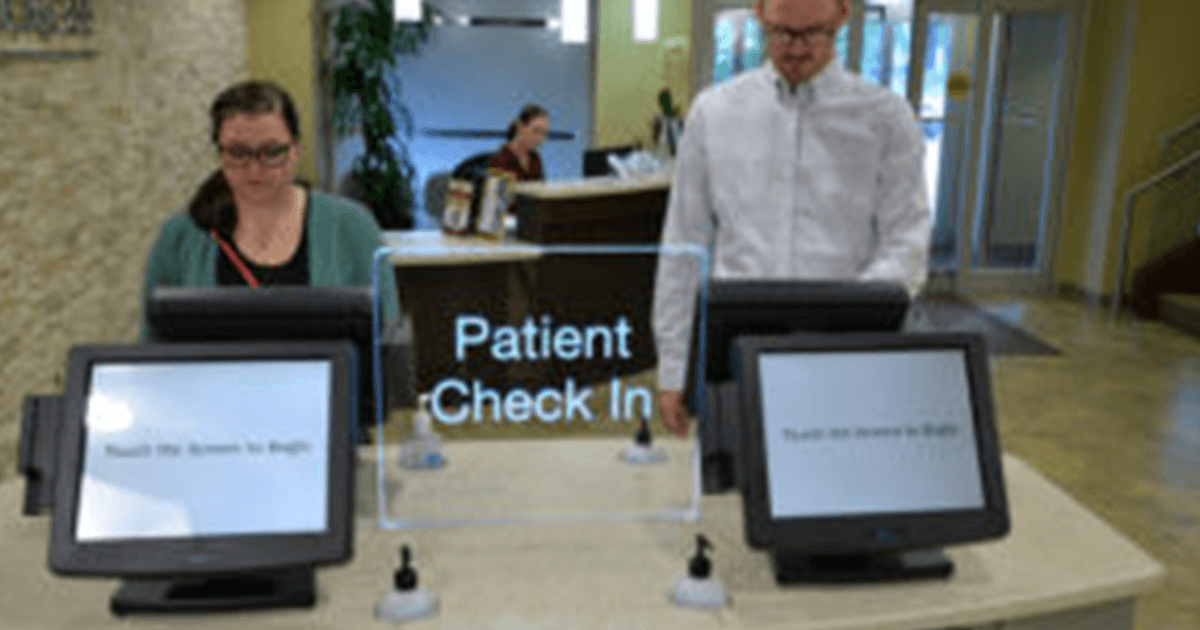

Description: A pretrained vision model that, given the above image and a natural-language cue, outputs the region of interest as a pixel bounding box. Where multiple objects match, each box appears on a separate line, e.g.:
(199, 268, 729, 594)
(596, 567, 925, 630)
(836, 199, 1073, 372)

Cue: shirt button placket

(788, 94, 805, 276)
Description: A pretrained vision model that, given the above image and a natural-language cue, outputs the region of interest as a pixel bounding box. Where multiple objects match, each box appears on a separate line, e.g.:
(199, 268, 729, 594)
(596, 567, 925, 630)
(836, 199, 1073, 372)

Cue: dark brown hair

(188, 81, 301, 234)
(506, 104, 548, 141)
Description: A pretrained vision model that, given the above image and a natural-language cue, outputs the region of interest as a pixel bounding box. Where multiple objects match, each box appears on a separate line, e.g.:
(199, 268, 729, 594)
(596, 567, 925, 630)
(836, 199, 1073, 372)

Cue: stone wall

(0, 0, 249, 482)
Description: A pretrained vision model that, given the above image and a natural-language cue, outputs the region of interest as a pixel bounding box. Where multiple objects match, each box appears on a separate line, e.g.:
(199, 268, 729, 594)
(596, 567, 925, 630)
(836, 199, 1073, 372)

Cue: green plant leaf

(329, 0, 434, 224)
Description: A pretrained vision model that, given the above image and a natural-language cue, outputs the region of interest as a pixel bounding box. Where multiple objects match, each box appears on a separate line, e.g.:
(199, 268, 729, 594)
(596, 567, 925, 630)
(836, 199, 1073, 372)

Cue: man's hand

(658, 390, 690, 437)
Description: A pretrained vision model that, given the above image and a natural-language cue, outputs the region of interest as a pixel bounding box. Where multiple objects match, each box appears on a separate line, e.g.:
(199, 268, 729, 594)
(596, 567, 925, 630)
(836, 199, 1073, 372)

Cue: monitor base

(773, 549, 953, 584)
(110, 568, 316, 615)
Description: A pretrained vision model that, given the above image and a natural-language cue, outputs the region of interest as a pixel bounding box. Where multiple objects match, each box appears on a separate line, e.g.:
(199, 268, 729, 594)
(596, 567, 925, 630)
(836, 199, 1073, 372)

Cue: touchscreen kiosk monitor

(146, 286, 392, 435)
(691, 280, 910, 492)
(734, 332, 1009, 583)
(49, 341, 356, 614)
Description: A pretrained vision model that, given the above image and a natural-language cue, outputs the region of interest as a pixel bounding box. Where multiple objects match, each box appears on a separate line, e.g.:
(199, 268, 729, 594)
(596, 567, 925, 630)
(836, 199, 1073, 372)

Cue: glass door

(907, 1, 984, 283)
(910, 0, 1084, 294)
(858, 1, 914, 99)
(697, 0, 766, 91)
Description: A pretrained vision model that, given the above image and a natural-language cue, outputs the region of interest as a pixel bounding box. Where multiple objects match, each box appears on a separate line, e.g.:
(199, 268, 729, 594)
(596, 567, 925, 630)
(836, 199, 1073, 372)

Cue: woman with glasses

(140, 80, 399, 335)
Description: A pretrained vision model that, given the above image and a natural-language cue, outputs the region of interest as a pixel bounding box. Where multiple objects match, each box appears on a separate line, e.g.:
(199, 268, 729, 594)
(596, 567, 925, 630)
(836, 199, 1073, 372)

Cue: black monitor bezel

(145, 285, 386, 427)
(147, 285, 376, 321)
(735, 332, 1009, 554)
(49, 341, 356, 578)
(699, 280, 910, 385)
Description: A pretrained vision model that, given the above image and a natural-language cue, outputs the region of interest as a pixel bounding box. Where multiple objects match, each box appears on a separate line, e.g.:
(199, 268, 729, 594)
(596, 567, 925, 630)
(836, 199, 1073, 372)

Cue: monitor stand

(773, 549, 953, 583)
(110, 568, 315, 615)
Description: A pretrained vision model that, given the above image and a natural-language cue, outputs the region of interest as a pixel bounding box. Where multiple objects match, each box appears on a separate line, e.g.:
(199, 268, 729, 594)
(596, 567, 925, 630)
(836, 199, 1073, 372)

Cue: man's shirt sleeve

(653, 97, 715, 392)
(859, 95, 932, 297)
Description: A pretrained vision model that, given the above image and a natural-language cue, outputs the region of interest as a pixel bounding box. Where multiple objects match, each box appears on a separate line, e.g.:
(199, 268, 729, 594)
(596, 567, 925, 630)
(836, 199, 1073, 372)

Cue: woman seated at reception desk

(487, 104, 549, 183)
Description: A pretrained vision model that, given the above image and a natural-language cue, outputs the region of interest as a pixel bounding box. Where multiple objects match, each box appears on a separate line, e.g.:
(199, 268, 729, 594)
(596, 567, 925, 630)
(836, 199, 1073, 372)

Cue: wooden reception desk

(511, 172, 670, 243)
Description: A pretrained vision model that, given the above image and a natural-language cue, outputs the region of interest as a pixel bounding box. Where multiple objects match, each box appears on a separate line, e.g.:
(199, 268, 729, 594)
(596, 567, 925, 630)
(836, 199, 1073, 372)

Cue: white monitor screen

(758, 349, 985, 518)
(75, 360, 332, 541)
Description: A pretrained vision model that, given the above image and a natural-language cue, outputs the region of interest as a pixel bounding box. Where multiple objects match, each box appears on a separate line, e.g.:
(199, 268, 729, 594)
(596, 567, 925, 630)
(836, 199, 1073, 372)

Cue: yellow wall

(594, 0, 693, 147)
(1054, 0, 1128, 291)
(245, 0, 320, 184)
(1111, 0, 1200, 289)
(1055, 0, 1200, 295)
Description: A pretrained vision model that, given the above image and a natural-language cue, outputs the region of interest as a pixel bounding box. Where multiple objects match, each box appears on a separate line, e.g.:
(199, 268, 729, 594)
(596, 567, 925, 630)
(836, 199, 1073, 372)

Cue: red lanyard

(210, 229, 261, 289)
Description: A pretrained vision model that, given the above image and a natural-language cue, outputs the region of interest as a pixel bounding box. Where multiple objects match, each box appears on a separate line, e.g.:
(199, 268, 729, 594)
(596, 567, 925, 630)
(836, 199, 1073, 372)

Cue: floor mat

(905, 295, 1061, 356)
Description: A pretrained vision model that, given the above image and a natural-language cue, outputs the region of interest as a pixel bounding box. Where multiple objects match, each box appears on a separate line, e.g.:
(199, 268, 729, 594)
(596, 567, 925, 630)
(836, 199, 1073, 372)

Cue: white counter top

(0, 448, 1164, 630)
(381, 230, 543, 266)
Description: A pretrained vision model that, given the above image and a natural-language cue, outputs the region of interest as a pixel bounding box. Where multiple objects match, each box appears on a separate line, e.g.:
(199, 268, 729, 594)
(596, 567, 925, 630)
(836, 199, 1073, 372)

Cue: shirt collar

(766, 58, 843, 101)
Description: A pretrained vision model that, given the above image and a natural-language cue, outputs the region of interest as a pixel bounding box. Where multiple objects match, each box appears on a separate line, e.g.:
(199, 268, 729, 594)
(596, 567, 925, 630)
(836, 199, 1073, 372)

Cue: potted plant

(326, 0, 432, 229)
(653, 88, 684, 157)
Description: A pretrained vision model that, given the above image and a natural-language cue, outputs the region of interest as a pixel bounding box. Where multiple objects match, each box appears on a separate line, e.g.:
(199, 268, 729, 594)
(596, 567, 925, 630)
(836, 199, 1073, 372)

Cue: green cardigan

(141, 191, 400, 339)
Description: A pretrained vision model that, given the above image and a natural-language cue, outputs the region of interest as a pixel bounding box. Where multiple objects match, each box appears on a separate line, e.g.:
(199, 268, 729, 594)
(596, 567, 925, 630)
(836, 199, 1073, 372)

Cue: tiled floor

(969, 294, 1200, 630)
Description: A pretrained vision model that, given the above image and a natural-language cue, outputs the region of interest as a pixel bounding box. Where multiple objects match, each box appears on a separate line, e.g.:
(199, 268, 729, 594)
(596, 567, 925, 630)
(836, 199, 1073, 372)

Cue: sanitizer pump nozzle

(635, 417, 653, 446)
(689, 534, 713, 579)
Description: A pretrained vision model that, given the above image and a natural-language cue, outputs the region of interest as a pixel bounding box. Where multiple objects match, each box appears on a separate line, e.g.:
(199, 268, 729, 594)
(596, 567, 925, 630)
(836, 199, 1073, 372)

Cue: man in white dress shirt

(653, 0, 932, 437)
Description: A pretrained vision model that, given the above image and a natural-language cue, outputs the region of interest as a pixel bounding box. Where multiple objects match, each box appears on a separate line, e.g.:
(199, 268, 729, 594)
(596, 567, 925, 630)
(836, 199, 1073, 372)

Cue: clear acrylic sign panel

(368, 242, 710, 529)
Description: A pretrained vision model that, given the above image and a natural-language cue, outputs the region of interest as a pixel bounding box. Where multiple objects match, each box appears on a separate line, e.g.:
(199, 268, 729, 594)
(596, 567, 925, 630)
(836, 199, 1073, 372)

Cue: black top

(216, 199, 311, 287)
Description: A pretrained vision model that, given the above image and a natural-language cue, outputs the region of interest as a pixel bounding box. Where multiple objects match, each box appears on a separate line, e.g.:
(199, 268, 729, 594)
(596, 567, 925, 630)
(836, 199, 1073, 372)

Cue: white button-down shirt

(653, 61, 932, 391)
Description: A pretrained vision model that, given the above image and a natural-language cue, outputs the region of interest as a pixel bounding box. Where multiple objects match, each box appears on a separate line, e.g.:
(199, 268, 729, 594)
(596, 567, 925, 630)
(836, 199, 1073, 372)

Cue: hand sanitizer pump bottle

(620, 415, 667, 464)
(671, 534, 728, 609)
(376, 545, 439, 622)
(400, 394, 444, 470)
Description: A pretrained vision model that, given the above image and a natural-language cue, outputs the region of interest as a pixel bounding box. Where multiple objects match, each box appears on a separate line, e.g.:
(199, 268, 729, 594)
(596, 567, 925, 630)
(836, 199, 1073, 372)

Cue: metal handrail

(1109, 147, 1200, 320)
(1159, 111, 1200, 149)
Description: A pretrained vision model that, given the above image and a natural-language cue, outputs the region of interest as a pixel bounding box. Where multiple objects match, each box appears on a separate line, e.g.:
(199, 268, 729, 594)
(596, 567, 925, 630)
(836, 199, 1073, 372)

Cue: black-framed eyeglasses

(218, 143, 293, 168)
(763, 22, 837, 47)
